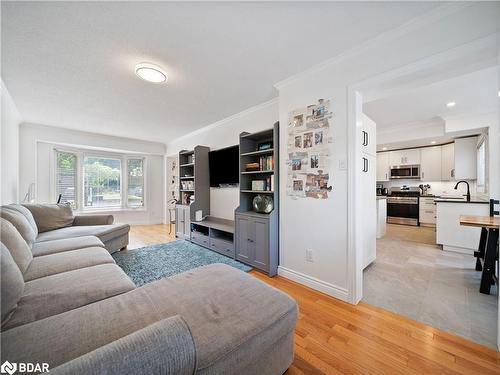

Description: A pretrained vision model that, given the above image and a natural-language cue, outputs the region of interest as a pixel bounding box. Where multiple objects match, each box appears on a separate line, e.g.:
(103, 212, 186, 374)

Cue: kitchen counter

(434, 197, 489, 204)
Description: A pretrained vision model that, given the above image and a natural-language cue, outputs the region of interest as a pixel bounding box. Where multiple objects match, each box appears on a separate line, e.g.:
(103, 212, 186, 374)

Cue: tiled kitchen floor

(363, 224, 498, 348)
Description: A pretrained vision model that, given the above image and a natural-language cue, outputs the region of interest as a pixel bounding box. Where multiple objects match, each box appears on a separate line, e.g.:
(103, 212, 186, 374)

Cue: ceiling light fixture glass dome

(135, 63, 167, 83)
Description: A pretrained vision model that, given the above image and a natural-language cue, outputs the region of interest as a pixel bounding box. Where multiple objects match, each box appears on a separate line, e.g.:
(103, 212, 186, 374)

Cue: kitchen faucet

(454, 180, 471, 202)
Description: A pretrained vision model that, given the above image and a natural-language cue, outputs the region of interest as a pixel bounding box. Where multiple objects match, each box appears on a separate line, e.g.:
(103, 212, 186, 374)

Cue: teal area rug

(112, 240, 252, 286)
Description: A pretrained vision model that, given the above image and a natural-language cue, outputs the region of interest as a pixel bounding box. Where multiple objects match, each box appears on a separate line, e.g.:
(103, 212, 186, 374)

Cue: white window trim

(52, 146, 148, 213)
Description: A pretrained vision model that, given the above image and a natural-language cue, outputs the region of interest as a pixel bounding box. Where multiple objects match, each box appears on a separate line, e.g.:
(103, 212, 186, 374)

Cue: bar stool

(474, 199, 499, 294)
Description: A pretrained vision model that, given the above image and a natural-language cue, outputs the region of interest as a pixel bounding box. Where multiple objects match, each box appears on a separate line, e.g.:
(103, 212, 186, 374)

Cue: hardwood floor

(129, 224, 500, 374)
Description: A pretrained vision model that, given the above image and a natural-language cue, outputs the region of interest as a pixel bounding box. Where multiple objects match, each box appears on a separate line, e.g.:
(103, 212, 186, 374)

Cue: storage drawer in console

(209, 237, 235, 257)
(191, 232, 210, 247)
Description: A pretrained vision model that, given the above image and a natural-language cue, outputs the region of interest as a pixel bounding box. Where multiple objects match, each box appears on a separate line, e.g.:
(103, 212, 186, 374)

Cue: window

(55, 151, 77, 209)
(84, 156, 122, 208)
(54, 149, 146, 211)
(476, 136, 487, 193)
(127, 159, 144, 207)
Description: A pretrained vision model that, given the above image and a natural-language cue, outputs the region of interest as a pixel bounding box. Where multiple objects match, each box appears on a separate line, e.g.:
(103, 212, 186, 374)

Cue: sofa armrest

(49, 315, 196, 375)
(73, 214, 114, 226)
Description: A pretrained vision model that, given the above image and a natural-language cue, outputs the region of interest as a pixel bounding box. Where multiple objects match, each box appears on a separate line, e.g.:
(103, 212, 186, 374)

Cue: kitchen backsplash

(379, 180, 477, 196)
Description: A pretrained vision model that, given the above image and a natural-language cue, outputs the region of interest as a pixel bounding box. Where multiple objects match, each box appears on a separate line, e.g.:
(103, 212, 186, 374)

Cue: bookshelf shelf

(241, 170, 274, 174)
(240, 149, 274, 157)
(240, 190, 274, 194)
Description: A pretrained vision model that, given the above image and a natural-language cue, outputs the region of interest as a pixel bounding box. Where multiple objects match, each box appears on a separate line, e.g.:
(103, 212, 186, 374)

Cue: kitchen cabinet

(361, 114, 376, 156)
(436, 201, 488, 254)
(454, 137, 477, 180)
(419, 197, 436, 226)
(235, 212, 277, 276)
(376, 197, 387, 239)
(441, 143, 455, 181)
(360, 114, 377, 269)
(376, 152, 390, 181)
(420, 146, 442, 181)
(389, 149, 420, 166)
(175, 205, 191, 240)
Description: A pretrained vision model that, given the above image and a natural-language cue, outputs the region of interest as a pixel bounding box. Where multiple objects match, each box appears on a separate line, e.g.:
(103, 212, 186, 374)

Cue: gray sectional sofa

(0, 204, 298, 374)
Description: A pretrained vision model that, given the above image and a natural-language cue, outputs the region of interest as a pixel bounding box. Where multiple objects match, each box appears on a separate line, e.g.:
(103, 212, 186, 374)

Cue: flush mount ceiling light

(446, 101, 456, 108)
(135, 63, 167, 83)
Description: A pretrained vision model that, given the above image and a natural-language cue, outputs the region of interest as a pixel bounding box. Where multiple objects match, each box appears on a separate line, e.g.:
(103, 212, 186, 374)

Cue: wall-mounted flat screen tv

(209, 145, 239, 187)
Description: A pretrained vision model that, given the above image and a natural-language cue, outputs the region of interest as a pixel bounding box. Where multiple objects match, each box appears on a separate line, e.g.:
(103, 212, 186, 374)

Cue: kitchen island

(436, 197, 489, 254)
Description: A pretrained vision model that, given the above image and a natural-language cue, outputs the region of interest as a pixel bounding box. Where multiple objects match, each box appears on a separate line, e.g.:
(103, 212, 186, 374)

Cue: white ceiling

(364, 67, 499, 131)
(1, 1, 442, 143)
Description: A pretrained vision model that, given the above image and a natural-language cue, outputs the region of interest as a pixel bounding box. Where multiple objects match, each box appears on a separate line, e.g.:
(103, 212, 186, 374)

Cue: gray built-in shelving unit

(235, 122, 279, 276)
(175, 146, 210, 240)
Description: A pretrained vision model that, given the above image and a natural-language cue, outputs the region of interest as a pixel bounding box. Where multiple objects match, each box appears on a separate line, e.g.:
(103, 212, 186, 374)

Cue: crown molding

(167, 97, 278, 146)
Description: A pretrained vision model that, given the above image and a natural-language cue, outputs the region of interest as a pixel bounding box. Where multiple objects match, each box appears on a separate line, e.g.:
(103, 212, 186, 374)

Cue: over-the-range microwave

(390, 165, 420, 179)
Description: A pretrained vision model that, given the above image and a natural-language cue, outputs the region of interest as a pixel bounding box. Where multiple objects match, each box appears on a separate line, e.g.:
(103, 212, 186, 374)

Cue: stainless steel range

(387, 187, 420, 226)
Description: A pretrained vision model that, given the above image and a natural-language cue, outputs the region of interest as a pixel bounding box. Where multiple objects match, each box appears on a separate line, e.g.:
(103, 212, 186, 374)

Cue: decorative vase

(253, 195, 273, 213)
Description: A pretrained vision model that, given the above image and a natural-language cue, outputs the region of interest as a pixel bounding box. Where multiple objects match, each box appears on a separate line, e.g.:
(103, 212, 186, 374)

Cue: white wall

(19, 123, 166, 224)
(274, 3, 499, 303)
(1, 80, 22, 204)
(166, 99, 279, 220)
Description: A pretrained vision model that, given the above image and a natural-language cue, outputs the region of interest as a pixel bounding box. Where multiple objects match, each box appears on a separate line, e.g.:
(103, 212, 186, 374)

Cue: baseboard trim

(442, 245, 474, 255)
(277, 266, 350, 303)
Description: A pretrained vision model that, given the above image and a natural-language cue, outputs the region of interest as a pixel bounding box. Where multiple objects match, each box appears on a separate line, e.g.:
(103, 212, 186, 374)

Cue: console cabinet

(175, 205, 191, 240)
(235, 212, 277, 276)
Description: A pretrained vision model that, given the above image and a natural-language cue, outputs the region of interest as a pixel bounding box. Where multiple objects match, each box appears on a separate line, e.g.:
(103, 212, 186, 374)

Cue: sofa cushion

(1, 244, 25, 324)
(2, 264, 135, 330)
(36, 224, 130, 244)
(23, 203, 74, 233)
(24, 247, 115, 282)
(5, 204, 38, 237)
(0, 208, 37, 246)
(32, 236, 105, 257)
(0, 218, 33, 273)
(1, 264, 298, 371)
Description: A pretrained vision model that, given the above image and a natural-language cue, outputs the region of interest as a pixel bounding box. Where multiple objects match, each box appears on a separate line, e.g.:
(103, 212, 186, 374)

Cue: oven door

(387, 197, 419, 226)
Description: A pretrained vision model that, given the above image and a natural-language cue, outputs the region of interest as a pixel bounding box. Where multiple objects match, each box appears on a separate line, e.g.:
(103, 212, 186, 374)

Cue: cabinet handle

(362, 157, 368, 172)
(247, 238, 254, 243)
(385, 173, 388, 180)
(422, 172, 424, 179)
(451, 169, 455, 178)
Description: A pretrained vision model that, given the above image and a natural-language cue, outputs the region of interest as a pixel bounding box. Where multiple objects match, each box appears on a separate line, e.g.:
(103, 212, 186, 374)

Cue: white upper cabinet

(454, 137, 477, 180)
(361, 114, 376, 156)
(441, 142, 455, 181)
(376, 152, 390, 181)
(420, 146, 442, 181)
(389, 148, 420, 166)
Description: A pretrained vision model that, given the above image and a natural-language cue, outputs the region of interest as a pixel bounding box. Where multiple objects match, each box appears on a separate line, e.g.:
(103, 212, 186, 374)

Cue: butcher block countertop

(459, 215, 499, 229)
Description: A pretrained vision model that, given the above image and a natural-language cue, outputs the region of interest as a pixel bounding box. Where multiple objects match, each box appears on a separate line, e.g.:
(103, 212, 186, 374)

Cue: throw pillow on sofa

(23, 204, 75, 233)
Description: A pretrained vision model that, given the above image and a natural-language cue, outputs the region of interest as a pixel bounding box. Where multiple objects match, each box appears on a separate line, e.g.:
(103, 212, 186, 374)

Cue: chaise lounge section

(0, 204, 298, 374)
(1, 203, 130, 254)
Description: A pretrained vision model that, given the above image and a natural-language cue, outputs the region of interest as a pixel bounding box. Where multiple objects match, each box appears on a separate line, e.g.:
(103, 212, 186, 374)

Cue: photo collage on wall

(286, 99, 333, 199)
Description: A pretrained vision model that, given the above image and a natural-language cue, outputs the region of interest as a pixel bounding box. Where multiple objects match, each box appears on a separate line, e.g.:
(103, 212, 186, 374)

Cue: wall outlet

(306, 249, 314, 262)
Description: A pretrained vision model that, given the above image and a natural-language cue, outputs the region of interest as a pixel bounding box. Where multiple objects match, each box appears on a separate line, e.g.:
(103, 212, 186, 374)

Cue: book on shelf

(251, 177, 273, 192)
(259, 155, 273, 171)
